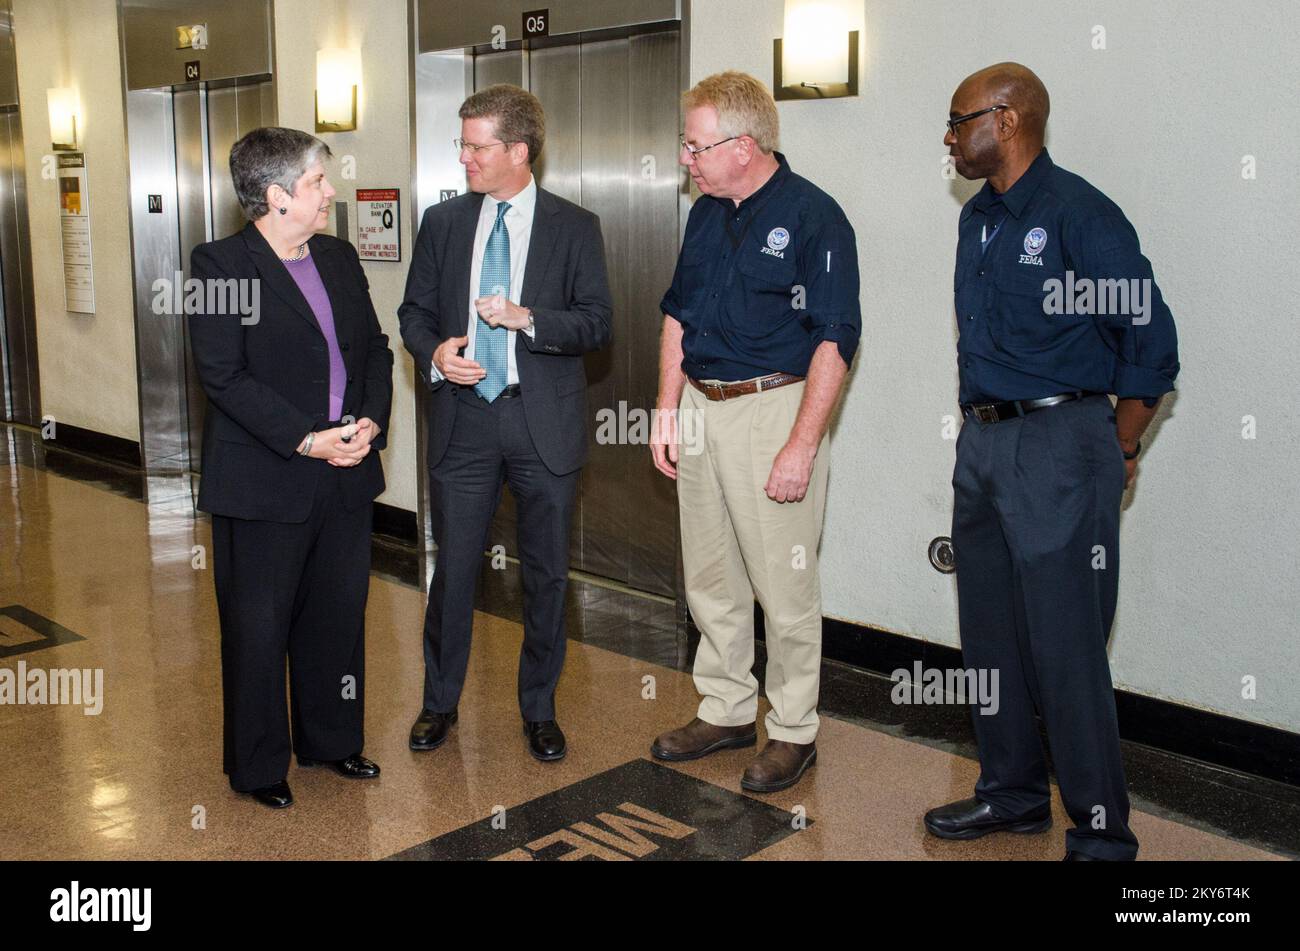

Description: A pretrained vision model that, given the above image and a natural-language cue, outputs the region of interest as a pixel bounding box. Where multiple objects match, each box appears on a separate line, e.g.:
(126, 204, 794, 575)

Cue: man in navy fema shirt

(923, 63, 1179, 860)
(648, 71, 860, 794)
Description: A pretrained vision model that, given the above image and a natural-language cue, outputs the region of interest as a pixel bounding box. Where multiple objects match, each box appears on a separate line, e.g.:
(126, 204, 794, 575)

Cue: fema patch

(767, 227, 790, 251)
(1023, 227, 1047, 255)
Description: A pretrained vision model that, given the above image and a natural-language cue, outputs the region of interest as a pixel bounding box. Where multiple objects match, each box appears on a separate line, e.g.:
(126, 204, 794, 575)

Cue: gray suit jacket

(398, 186, 612, 475)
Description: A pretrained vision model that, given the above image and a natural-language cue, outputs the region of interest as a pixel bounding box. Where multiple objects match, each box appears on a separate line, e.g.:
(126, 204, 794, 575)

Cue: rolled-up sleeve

(801, 211, 861, 369)
(1071, 213, 1180, 401)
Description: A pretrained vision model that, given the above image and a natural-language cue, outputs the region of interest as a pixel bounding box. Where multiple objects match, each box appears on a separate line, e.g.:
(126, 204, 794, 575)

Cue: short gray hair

(229, 127, 332, 221)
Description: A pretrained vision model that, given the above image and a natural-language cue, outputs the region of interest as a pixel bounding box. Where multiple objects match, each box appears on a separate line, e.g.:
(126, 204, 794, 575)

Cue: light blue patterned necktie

(474, 200, 512, 402)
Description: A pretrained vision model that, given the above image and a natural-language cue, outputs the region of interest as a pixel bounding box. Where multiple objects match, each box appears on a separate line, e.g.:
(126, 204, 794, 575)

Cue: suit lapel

(521, 188, 559, 309)
(241, 222, 322, 337)
(308, 235, 353, 365)
(452, 193, 485, 337)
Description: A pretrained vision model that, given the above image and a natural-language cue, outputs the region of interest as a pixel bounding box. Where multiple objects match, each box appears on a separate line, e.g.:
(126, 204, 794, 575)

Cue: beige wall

(690, 0, 1300, 733)
(275, 0, 418, 513)
(13, 0, 138, 441)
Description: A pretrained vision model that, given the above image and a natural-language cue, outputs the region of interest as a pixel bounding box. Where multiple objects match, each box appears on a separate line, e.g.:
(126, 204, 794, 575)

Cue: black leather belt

(458, 383, 522, 402)
(961, 391, 1097, 423)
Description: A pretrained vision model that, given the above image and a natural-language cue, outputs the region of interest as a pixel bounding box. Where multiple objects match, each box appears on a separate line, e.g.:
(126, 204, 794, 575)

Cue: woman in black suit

(187, 127, 393, 808)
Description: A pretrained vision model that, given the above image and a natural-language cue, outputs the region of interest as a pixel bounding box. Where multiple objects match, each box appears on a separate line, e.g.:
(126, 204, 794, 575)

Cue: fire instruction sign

(356, 188, 401, 262)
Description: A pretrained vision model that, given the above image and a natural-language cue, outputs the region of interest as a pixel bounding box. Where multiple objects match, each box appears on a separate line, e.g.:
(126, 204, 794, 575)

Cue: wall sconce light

(47, 87, 81, 150)
(316, 48, 360, 132)
(773, 1, 859, 101)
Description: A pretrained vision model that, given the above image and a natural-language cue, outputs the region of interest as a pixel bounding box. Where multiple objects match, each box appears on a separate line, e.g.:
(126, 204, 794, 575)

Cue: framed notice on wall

(356, 188, 401, 262)
(58, 152, 95, 314)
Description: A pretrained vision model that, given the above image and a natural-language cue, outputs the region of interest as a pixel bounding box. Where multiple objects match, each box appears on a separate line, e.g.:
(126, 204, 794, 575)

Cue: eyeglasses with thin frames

(946, 104, 1008, 136)
(679, 133, 739, 157)
(454, 137, 514, 154)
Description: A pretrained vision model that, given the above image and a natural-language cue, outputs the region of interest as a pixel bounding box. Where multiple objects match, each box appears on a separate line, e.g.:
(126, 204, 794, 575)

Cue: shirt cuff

(1112, 363, 1174, 402)
(522, 315, 536, 339)
(430, 357, 444, 382)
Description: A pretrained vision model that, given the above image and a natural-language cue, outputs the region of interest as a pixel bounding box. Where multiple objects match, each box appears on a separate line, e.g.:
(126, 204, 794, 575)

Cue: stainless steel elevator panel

(126, 77, 272, 478)
(463, 30, 683, 597)
(0, 0, 37, 427)
(417, 0, 681, 52)
(175, 81, 269, 472)
(127, 88, 188, 470)
(120, 0, 273, 92)
(474, 50, 523, 89)
(527, 44, 580, 204)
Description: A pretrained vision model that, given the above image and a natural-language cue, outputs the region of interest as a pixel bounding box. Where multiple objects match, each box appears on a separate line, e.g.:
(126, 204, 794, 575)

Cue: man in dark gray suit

(399, 84, 612, 761)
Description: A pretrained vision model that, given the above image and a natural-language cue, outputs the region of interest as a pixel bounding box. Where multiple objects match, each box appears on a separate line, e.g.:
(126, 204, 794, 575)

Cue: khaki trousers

(677, 379, 829, 744)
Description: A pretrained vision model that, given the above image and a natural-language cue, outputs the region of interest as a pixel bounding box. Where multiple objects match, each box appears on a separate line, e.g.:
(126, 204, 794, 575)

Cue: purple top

(284, 252, 346, 422)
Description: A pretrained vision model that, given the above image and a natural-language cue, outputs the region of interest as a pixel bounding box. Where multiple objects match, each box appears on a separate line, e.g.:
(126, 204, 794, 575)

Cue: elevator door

(127, 78, 271, 477)
(176, 82, 271, 473)
(0, 104, 36, 426)
(473, 29, 681, 598)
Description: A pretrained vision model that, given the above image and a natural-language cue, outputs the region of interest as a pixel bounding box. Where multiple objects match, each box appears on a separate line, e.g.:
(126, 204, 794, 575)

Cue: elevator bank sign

(356, 188, 401, 262)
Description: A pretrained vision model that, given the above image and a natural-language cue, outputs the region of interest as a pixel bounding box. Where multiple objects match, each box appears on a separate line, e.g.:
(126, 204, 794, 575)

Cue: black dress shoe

(923, 796, 1052, 840)
(524, 719, 566, 761)
(409, 709, 458, 751)
(246, 780, 293, 809)
(1063, 850, 1103, 861)
(298, 753, 381, 778)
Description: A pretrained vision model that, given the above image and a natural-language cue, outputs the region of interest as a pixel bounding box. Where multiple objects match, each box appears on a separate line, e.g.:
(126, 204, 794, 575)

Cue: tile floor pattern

(0, 436, 1286, 861)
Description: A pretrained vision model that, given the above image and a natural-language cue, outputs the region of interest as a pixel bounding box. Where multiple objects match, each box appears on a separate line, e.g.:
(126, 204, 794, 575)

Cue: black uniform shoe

(524, 719, 566, 761)
(1062, 850, 1104, 861)
(246, 780, 293, 809)
(409, 709, 458, 750)
(297, 753, 381, 778)
(923, 796, 1052, 840)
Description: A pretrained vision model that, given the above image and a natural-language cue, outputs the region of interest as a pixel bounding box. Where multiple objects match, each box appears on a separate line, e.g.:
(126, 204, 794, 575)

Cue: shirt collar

(485, 174, 537, 218)
(973, 148, 1052, 219)
(709, 151, 791, 212)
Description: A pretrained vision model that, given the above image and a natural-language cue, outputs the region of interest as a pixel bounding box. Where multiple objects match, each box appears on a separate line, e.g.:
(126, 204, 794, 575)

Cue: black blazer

(188, 222, 393, 523)
(398, 186, 612, 475)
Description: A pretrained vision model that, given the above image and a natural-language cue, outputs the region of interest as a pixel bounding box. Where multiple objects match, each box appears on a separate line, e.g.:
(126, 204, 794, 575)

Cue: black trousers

(952, 393, 1138, 860)
(211, 464, 372, 792)
(421, 386, 579, 721)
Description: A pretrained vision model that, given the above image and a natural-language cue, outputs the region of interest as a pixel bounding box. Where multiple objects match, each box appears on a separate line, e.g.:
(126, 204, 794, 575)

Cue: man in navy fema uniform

(924, 63, 1179, 860)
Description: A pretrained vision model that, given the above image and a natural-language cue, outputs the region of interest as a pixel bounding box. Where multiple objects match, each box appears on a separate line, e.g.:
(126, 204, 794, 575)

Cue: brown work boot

(740, 739, 817, 793)
(650, 717, 757, 762)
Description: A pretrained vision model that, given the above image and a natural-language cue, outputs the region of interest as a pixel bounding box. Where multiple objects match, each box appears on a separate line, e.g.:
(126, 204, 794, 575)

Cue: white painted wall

(689, 0, 1300, 732)
(13, 0, 139, 441)
(274, 0, 418, 514)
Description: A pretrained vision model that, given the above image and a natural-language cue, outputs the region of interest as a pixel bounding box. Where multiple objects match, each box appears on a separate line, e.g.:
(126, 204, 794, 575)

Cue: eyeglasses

(946, 105, 1008, 135)
(679, 133, 739, 157)
(454, 137, 514, 154)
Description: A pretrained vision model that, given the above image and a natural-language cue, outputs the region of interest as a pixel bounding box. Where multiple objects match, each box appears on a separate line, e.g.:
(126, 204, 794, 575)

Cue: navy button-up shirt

(660, 152, 861, 381)
(955, 149, 1180, 405)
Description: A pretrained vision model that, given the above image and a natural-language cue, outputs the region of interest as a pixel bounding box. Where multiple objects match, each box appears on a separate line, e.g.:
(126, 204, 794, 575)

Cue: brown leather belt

(688, 372, 804, 401)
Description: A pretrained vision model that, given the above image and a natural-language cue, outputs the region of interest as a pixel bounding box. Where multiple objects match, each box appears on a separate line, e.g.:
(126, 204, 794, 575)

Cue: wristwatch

(1121, 439, 1141, 461)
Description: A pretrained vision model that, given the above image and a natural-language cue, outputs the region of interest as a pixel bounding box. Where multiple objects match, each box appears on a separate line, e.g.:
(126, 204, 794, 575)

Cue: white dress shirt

(430, 175, 537, 384)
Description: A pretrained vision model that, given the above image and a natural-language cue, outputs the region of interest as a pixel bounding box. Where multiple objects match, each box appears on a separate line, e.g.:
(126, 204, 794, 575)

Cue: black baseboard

(43, 423, 141, 469)
(373, 501, 419, 546)
(811, 614, 1300, 789)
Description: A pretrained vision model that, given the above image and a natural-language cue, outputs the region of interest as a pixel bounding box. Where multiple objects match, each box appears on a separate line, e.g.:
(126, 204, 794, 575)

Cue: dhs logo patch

(761, 227, 790, 258)
(1020, 226, 1047, 266)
